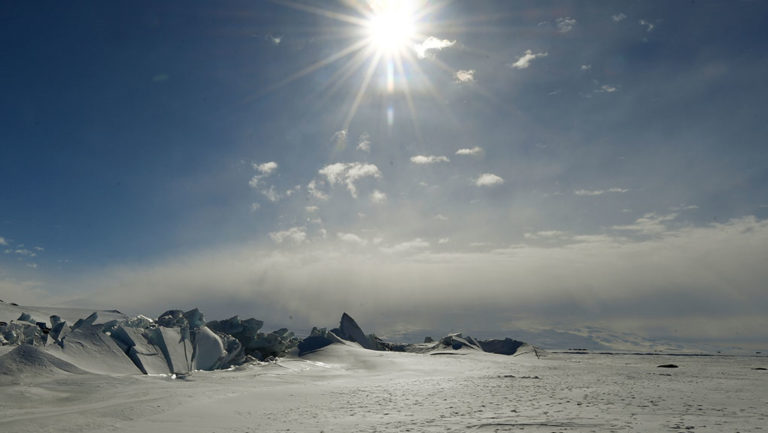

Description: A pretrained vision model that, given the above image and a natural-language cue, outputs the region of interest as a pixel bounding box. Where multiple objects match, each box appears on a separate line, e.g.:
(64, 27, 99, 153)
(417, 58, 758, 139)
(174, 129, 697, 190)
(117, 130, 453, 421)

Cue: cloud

(269, 227, 307, 244)
(331, 129, 348, 150)
(267, 34, 282, 45)
(410, 155, 450, 164)
(307, 179, 329, 200)
(574, 188, 628, 196)
(337, 232, 367, 246)
(254, 161, 278, 175)
(13, 248, 37, 257)
(580, 64, 591, 71)
(455, 146, 483, 156)
(318, 162, 382, 198)
(250, 202, 261, 212)
(261, 185, 280, 202)
(639, 19, 655, 32)
(249, 161, 278, 189)
(596, 84, 618, 93)
(509, 50, 548, 69)
(434, 214, 448, 221)
(370, 189, 387, 204)
(305, 205, 319, 213)
(475, 173, 504, 186)
(455, 69, 475, 83)
(556, 17, 576, 33)
(612, 13, 627, 22)
(414, 36, 455, 58)
(612, 212, 678, 235)
(356, 133, 371, 152)
(0, 236, 6, 246)
(49, 216, 768, 350)
(380, 238, 430, 254)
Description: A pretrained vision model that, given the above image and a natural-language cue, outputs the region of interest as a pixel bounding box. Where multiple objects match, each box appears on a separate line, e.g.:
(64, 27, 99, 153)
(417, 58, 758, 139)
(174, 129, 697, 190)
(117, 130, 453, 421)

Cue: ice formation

(0, 302, 534, 377)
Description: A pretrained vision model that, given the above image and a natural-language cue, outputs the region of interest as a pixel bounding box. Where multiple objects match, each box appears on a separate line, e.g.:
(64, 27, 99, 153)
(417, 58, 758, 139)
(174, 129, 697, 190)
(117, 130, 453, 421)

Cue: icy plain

(1, 342, 766, 433)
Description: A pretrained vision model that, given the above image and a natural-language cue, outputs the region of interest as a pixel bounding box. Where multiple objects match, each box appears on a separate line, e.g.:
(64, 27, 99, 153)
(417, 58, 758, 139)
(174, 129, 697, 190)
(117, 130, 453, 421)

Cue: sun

(365, 1, 417, 55)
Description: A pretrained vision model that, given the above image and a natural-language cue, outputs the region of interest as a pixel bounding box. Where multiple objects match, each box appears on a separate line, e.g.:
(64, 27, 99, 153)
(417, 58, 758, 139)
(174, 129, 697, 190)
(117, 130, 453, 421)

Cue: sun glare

(366, 1, 417, 54)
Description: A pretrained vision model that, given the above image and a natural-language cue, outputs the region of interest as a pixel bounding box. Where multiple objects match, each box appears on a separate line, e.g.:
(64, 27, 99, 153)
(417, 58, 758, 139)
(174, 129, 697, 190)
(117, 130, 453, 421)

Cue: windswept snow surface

(1, 343, 766, 432)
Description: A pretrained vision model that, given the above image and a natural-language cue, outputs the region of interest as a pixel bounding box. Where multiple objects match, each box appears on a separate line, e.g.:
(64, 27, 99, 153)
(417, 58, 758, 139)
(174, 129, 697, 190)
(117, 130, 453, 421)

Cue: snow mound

(0, 344, 87, 383)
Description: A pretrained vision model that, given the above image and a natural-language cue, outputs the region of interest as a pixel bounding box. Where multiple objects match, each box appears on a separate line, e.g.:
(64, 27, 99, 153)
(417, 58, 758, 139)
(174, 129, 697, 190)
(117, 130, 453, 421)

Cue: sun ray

(269, 0, 369, 27)
(393, 54, 424, 143)
(252, 39, 369, 101)
(344, 51, 382, 129)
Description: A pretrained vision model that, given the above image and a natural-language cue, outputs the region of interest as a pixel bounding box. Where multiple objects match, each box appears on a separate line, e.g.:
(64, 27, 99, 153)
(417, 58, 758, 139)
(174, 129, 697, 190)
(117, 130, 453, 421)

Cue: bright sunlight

(366, 1, 417, 54)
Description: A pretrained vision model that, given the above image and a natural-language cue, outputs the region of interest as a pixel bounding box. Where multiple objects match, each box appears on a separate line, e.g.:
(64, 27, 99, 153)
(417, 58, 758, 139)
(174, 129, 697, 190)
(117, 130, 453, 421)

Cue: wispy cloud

(250, 202, 261, 212)
(510, 50, 548, 69)
(269, 226, 307, 244)
(249, 161, 278, 189)
(380, 238, 430, 254)
(318, 162, 382, 198)
(612, 13, 627, 22)
(580, 64, 591, 71)
(337, 232, 367, 246)
(307, 179, 329, 200)
(0, 236, 6, 246)
(370, 189, 387, 204)
(455, 69, 475, 83)
(410, 155, 450, 164)
(613, 213, 677, 235)
(574, 188, 628, 196)
(556, 17, 576, 33)
(267, 34, 282, 45)
(596, 84, 618, 93)
(357, 132, 371, 152)
(475, 173, 504, 186)
(639, 19, 655, 32)
(331, 129, 347, 150)
(455, 146, 483, 156)
(414, 36, 455, 58)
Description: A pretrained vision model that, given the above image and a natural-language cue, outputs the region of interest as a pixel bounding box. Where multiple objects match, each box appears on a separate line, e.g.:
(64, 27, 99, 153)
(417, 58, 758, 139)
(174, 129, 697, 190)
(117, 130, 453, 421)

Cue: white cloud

(14, 248, 37, 257)
(370, 189, 387, 204)
(639, 19, 655, 32)
(249, 161, 279, 189)
(267, 34, 282, 45)
(50, 216, 768, 349)
(414, 36, 455, 58)
(455, 146, 483, 156)
(612, 13, 627, 22)
(318, 162, 382, 198)
(410, 155, 450, 164)
(510, 50, 548, 69)
(357, 132, 371, 152)
(331, 129, 347, 149)
(254, 161, 278, 175)
(307, 179, 329, 200)
(337, 232, 367, 246)
(574, 188, 628, 196)
(455, 69, 475, 83)
(475, 173, 504, 187)
(305, 205, 319, 213)
(556, 17, 576, 33)
(524, 230, 568, 240)
(250, 202, 261, 212)
(434, 214, 448, 221)
(580, 64, 592, 71)
(613, 213, 678, 235)
(26, 263, 38, 269)
(438, 237, 450, 244)
(0, 236, 6, 246)
(261, 185, 280, 202)
(269, 227, 307, 244)
(34, 246, 44, 252)
(596, 84, 618, 93)
(380, 238, 430, 254)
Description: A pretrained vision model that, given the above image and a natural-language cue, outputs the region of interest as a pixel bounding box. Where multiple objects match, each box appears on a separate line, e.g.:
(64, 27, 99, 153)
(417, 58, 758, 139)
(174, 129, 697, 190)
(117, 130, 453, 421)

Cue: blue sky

(2, 1, 767, 350)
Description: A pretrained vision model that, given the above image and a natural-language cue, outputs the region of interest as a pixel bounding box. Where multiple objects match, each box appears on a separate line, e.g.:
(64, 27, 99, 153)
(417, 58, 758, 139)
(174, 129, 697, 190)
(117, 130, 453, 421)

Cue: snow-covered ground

(1, 342, 766, 433)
